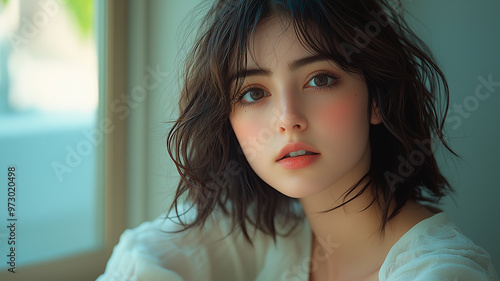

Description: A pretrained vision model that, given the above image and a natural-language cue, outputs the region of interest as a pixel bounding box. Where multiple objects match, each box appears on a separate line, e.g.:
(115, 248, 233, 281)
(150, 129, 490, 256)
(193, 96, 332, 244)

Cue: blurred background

(0, 0, 104, 279)
(0, 0, 498, 280)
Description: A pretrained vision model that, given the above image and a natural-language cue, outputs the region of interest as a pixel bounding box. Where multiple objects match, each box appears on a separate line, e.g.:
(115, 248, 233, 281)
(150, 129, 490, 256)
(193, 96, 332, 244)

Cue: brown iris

(313, 74, 329, 87)
(248, 89, 265, 101)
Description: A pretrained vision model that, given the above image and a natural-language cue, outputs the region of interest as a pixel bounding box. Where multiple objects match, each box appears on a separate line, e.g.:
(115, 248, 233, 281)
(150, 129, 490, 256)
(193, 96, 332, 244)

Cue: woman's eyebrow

(288, 54, 330, 72)
(233, 69, 272, 81)
(230, 54, 331, 83)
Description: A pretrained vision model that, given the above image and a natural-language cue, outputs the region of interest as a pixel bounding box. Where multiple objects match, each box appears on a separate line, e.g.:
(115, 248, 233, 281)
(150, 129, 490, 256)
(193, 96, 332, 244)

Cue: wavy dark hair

(166, 0, 455, 242)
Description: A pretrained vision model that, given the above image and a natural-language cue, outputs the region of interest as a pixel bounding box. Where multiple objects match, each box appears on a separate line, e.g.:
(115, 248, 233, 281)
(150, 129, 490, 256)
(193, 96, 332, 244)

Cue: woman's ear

(370, 99, 383, 125)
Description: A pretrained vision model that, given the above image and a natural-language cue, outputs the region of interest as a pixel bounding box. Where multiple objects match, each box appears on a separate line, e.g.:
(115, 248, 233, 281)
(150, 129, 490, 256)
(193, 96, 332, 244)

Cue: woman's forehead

(227, 13, 358, 85)
(245, 16, 314, 68)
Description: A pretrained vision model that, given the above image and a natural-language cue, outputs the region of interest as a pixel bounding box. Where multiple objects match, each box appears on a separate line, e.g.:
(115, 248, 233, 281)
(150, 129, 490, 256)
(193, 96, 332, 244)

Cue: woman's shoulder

(96, 207, 217, 281)
(96, 205, 311, 281)
(380, 212, 499, 281)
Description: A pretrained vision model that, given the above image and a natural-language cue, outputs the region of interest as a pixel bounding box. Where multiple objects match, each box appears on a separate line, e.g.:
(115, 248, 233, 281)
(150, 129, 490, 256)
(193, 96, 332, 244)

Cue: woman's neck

(300, 183, 434, 281)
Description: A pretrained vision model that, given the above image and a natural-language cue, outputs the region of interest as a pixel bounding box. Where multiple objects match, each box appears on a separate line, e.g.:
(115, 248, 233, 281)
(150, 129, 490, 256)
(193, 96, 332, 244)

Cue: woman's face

(229, 17, 382, 199)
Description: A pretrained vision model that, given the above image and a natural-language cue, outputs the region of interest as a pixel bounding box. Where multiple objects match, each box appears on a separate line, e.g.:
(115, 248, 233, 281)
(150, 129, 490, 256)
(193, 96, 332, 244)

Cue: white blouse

(97, 209, 499, 281)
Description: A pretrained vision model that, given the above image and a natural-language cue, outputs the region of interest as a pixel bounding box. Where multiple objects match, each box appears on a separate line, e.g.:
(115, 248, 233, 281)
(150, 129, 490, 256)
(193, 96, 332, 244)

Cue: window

(0, 0, 127, 279)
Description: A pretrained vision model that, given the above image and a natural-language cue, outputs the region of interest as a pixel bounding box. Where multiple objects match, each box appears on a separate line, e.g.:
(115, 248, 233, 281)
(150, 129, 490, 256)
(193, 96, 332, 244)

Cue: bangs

(219, 0, 366, 103)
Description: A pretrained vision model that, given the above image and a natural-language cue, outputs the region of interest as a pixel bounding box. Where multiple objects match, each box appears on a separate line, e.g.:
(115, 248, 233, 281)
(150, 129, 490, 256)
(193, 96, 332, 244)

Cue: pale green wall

(403, 0, 500, 269)
(132, 0, 500, 269)
(126, 0, 204, 227)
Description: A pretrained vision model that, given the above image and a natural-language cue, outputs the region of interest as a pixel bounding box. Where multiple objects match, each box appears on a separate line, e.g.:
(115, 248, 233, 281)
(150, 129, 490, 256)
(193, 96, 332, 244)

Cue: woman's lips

(276, 153, 320, 169)
(279, 149, 317, 160)
(276, 143, 320, 161)
(276, 143, 320, 169)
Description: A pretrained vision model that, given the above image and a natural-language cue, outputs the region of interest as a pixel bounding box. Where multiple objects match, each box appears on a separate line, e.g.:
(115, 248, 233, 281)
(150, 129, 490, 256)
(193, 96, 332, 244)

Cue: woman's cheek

(230, 113, 272, 162)
(315, 95, 370, 142)
(311, 99, 371, 184)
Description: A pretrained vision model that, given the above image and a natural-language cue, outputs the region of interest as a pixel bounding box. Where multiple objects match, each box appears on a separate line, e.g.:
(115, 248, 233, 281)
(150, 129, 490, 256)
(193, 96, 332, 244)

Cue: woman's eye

(240, 88, 268, 103)
(307, 73, 336, 88)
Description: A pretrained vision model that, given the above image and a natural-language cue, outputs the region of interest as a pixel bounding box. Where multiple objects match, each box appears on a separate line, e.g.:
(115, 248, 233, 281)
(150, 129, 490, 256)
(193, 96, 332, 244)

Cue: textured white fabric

(379, 212, 499, 281)
(97, 210, 499, 281)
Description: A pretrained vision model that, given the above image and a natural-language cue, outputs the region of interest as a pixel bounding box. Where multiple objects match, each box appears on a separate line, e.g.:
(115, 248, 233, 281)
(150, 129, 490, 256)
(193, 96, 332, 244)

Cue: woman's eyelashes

(236, 87, 270, 107)
(305, 72, 340, 89)
(235, 72, 340, 107)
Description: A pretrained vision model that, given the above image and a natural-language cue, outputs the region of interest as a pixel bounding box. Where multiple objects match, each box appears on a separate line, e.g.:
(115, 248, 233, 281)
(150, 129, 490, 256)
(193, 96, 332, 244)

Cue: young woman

(98, 0, 499, 280)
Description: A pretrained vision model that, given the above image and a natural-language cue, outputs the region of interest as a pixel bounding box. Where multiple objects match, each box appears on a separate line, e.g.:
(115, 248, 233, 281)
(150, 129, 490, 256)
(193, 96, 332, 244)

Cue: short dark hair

(166, 0, 454, 243)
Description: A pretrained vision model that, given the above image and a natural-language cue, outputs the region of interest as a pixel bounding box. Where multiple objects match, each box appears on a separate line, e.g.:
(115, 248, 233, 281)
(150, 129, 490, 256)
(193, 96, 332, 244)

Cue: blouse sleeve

(386, 251, 498, 281)
(95, 217, 212, 281)
(380, 213, 499, 281)
(95, 206, 272, 281)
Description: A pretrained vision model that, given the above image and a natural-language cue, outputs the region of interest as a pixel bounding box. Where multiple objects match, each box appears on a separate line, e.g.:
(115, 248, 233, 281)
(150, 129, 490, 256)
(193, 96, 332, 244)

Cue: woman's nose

(276, 94, 308, 134)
